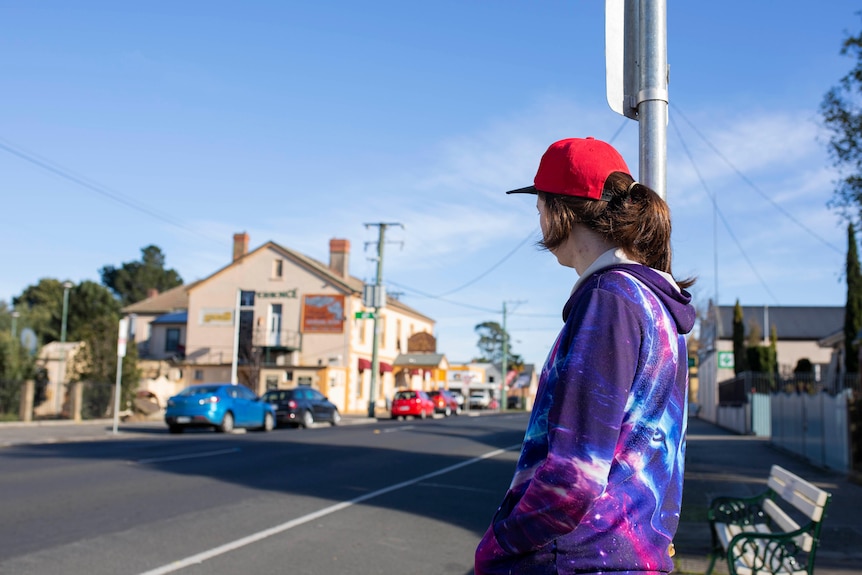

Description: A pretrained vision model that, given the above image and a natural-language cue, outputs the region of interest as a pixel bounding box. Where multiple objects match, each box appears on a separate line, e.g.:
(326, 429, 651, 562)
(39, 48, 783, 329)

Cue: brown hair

(538, 172, 695, 289)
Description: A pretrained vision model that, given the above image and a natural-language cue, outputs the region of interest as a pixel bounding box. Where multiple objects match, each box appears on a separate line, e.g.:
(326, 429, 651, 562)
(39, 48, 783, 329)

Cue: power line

(434, 227, 539, 297)
(387, 279, 499, 314)
(670, 115, 781, 304)
(670, 105, 842, 255)
(0, 135, 229, 246)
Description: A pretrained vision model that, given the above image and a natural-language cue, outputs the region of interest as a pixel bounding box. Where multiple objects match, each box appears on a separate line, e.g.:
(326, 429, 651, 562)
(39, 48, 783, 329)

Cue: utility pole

(364, 222, 403, 418)
(500, 300, 525, 412)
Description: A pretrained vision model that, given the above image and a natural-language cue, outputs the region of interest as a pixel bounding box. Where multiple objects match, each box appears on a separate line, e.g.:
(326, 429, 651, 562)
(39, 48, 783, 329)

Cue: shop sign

(257, 289, 298, 299)
(200, 308, 234, 326)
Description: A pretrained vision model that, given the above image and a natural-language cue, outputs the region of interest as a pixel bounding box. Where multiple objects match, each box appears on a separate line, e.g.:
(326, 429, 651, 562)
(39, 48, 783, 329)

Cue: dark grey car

(261, 387, 341, 428)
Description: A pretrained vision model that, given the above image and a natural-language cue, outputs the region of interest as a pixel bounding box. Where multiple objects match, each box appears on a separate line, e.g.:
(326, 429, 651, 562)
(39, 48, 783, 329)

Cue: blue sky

(1, 1, 859, 367)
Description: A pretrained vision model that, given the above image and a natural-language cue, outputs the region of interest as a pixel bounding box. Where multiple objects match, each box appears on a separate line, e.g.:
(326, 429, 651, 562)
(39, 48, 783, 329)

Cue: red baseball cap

(506, 137, 631, 201)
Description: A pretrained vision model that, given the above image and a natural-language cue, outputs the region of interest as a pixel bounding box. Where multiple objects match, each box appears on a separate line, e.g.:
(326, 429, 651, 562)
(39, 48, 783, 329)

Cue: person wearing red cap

(475, 137, 696, 574)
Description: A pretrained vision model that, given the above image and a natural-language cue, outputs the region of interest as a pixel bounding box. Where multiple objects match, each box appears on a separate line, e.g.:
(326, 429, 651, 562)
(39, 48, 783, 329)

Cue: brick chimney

(146, 288, 159, 299)
(233, 232, 249, 261)
(329, 239, 350, 277)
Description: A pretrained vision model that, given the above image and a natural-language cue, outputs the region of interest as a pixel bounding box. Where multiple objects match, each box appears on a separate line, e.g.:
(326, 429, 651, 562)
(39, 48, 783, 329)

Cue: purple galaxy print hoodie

(475, 262, 696, 575)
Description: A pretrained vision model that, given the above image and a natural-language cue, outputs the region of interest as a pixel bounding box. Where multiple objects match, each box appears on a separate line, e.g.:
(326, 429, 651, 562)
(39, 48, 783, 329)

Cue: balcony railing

(250, 327, 301, 350)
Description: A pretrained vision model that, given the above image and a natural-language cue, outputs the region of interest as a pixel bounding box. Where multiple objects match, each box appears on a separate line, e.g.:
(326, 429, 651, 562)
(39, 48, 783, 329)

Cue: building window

(165, 328, 180, 352)
(396, 319, 402, 352)
(194, 369, 204, 381)
(380, 316, 386, 348)
(298, 376, 312, 386)
(359, 320, 366, 345)
(284, 370, 293, 381)
(240, 290, 255, 307)
(265, 375, 278, 389)
(273, 259, 283, 279)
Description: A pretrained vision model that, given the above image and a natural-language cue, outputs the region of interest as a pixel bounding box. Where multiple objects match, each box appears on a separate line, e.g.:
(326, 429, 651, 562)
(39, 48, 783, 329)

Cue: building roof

(393, 353, 447, 367)
(185, 240, 435, 324)
(713, 305, 844, 341)
(122, 283, 196, 315)
(152, 311, 188, 325)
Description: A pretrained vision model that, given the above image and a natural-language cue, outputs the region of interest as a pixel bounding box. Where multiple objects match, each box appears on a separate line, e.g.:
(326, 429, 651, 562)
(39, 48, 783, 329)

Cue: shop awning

(357, 358, 392, 373)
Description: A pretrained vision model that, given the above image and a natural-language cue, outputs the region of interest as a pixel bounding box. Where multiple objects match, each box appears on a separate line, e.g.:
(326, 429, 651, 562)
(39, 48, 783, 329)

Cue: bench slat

(707, 466, 831, 575)
(761, 499, 812, 551)
(767, 465, 829, 521)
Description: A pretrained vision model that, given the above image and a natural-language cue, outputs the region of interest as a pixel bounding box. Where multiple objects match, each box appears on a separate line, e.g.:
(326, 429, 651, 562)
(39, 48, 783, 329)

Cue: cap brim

(505, 185, 538, 195)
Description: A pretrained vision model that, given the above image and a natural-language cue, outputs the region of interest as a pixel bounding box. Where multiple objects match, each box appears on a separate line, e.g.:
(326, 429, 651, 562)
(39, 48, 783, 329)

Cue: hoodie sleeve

(492, 286, 641, 555)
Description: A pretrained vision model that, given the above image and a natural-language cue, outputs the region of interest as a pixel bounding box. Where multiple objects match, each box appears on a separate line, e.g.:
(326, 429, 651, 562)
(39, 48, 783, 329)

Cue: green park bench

(705, 464, 831, 575)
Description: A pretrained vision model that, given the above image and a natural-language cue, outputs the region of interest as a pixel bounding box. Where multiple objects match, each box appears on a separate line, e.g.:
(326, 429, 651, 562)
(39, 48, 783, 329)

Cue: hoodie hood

(563, 263, 696, 335)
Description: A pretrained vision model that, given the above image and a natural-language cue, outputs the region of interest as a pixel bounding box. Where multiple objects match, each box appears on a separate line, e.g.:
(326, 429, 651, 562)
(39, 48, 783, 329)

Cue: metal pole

(112, 360, 123, 433)
(57, 281, 73, 416)
(231, 288, 241, 384)
(368, 225, 386, 418)
(637, 0, 668, 200)
(500, 302, 508, 412)
(112, 317, 128, 435)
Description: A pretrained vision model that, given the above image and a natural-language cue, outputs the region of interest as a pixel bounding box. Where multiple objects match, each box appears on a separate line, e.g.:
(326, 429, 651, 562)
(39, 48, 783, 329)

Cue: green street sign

(355, 311, 375, 319)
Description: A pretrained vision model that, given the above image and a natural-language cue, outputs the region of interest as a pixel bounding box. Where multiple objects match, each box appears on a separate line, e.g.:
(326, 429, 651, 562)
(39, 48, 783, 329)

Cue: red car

(390, 389, 435, 420)
(427, 389, 461, 416)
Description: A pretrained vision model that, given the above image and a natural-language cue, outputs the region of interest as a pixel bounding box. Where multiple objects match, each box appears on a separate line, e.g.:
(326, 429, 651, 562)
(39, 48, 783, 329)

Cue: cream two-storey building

(124, 233, 436, 415)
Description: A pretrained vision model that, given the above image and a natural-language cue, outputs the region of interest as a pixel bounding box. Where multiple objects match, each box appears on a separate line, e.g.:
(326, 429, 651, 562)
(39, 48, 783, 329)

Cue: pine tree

(732, 300, 747, 375)
(845, 223, 862, 373)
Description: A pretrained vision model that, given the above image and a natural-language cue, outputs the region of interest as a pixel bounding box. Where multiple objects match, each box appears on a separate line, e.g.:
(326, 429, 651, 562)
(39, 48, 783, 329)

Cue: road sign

(355, 311, 375, 319)
(718, 351, 735, 369)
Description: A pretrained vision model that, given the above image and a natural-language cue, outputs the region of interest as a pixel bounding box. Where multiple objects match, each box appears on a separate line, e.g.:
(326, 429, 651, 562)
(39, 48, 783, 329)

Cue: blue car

(165, 383, 276, 434)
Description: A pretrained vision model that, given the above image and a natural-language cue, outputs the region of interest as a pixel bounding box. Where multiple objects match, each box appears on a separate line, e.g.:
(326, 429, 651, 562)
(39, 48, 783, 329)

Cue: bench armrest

(708, 492, 770, 526)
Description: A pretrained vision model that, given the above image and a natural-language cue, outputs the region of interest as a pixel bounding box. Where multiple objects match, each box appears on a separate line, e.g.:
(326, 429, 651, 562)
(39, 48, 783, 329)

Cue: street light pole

(10, 311, 19, 339)
(56, 281, 73, 416)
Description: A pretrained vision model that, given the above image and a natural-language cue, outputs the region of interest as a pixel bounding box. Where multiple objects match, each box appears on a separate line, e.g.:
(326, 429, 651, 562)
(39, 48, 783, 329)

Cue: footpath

(674, 417, 862, 575)
(2, 415, 861, 574)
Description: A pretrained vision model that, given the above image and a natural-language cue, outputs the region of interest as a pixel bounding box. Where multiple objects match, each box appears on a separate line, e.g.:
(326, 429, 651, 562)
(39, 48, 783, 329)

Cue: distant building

(124, 234, 436, 415)
(35, 341, 84, 417)
(697, 303, 844, 423)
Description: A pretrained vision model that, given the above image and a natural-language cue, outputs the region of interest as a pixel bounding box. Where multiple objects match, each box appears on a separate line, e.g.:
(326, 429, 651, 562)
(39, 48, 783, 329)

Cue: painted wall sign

(301, 294, 345, 333)
(200, 308, 234, 326)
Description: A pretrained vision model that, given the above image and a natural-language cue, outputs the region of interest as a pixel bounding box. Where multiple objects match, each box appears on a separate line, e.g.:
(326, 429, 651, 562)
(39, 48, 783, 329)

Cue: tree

(732, 300, 747, 374)
(845, 223, 862, 373)
(72, 314, 140, 418)
(12, 279, 138, 416)
(13, 280, 121, 345)
(474, 321, 523, 368)
(821, 20, 862, 221)
(100, 245, 183, 306)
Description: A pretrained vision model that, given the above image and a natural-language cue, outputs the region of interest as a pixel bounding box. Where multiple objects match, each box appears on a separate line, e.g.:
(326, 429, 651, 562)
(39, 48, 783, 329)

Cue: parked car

(427, 389, 461, 416)
(390, 389, 435, 420)
(261, 387, 341, 428)
(469, 390, 493, 410)
(165, 383, 276, 434)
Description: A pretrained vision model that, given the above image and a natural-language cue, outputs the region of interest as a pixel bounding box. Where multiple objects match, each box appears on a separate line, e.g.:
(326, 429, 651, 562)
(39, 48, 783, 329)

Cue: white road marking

(134, 448, 241, 464)
(136, 443, 520, 575)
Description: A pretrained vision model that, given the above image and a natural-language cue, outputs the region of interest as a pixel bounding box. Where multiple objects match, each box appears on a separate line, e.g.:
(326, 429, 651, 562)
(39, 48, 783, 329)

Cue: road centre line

(134, 448, 241, 464)
(136, 443, 521, 575)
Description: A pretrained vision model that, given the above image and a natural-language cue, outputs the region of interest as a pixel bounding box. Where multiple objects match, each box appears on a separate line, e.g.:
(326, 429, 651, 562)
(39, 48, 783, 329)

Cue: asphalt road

(0, 414, 528, 575)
